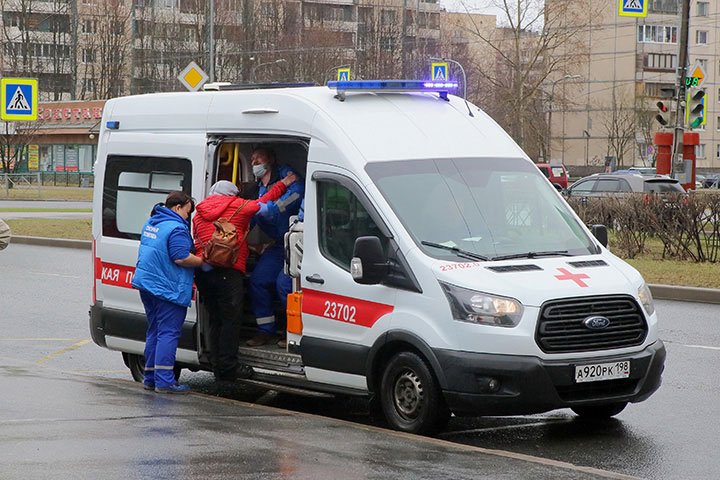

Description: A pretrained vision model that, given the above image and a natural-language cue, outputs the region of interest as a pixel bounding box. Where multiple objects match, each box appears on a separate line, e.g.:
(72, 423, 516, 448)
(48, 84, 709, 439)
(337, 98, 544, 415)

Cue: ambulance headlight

(439, 281, 523, 327)
(638, 282, 655, 316)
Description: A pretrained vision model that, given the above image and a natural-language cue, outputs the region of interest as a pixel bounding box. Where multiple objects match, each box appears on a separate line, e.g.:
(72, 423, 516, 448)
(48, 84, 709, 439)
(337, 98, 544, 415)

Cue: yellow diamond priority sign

(688, 62, 706, 88)
(178, 61, 209, 92)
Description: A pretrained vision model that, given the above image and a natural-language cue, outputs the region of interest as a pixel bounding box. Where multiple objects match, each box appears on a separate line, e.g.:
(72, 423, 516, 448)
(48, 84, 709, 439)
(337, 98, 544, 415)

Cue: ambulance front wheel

(126, 353, 182, 383)
(379, 351, 450, 435)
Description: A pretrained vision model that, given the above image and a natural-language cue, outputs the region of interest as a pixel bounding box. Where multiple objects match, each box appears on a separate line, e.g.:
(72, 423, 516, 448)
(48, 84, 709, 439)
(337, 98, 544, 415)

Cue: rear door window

(594, 179, 620, 193)
(644, 181, 684, 193)
(103, 155, 192, 240)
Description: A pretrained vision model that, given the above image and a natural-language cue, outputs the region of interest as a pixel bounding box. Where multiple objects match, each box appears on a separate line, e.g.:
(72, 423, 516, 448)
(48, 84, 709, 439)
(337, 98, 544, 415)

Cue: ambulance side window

(103, 155, 192, 240)
(317, 180, 388, 271)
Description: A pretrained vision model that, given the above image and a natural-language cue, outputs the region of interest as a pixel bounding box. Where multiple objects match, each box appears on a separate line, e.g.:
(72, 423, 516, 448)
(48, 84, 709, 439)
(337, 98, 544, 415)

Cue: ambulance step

(237, 346, 302, 364)
(238, 378, 334, 398)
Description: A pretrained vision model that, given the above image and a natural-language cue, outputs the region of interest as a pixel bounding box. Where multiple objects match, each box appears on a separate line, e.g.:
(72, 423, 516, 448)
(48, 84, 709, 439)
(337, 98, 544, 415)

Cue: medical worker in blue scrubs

(132, 191, 203, 394)
(247, 147, 304, 347)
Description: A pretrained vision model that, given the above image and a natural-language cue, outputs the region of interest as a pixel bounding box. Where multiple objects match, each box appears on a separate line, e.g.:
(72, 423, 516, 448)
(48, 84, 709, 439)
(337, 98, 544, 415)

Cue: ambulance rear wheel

(380, 351, 450, 435)
(126, 353, 182, 383)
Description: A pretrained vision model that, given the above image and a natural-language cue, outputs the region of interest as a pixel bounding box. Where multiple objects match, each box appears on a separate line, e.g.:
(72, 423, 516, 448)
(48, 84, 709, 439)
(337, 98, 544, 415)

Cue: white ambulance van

(90, 80, 665, 434)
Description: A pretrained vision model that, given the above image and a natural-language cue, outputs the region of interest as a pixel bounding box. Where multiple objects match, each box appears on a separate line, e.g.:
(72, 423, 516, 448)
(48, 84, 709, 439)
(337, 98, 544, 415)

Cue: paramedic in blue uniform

(132, 191, 203, 394)
(247, 147, 304, 347)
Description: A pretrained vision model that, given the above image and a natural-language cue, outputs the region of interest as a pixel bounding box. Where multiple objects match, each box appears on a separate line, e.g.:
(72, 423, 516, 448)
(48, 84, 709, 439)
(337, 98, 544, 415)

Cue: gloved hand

(256, 202, 268, 217)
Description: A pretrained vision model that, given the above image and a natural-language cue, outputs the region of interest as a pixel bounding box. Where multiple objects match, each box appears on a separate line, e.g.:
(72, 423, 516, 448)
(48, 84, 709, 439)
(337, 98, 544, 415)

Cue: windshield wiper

(491, 250, 572, 261)
(421, 241, 489, 262)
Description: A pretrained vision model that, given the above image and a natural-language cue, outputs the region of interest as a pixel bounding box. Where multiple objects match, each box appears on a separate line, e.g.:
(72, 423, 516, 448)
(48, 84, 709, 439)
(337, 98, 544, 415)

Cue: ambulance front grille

(535, 295, 648, 353)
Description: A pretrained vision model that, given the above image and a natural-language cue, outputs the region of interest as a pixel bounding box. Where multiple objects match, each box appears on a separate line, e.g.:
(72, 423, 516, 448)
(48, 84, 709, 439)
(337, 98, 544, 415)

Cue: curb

(9, 235, 720, 305)
(10, 235, 91, 250)
(648, 284, 720, 305)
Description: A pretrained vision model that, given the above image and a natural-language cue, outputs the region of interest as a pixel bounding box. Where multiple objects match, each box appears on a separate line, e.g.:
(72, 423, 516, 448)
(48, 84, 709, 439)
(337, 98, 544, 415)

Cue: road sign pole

(671, 0, 692, 177)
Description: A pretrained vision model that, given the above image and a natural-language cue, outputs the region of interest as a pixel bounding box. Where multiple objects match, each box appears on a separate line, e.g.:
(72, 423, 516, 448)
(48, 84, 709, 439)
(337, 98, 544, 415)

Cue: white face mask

(253, 163, 268, 178)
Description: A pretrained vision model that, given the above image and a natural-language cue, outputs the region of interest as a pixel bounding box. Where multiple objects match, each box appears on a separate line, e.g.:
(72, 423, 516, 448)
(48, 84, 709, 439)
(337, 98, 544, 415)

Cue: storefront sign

(28, 144, 39, 170)
(39, 106, 103, 121)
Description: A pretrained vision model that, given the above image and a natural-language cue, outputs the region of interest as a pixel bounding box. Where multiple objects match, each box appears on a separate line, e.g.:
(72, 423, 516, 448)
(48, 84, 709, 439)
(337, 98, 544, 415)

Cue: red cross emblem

(554, 268, 590, 287)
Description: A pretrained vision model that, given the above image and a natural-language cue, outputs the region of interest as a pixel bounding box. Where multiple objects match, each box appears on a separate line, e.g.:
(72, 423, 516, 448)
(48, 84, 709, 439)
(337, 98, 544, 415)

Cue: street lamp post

(547, 74, 580, 162)
(251, 59, 287, 83)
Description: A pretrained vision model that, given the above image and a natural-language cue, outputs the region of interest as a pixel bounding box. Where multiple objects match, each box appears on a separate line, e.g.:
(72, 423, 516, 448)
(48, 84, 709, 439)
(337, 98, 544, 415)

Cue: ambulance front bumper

(436, 340, 665, 416)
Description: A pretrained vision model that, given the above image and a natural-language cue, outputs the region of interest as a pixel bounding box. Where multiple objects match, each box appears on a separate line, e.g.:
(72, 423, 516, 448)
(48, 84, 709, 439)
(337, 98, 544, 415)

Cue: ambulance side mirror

(351, 236, 388, 285)
(590, 224, 608, 248)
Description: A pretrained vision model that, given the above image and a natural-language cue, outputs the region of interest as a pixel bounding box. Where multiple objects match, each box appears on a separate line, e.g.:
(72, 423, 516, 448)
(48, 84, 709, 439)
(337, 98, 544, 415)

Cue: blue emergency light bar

(327, 79, 459, 93)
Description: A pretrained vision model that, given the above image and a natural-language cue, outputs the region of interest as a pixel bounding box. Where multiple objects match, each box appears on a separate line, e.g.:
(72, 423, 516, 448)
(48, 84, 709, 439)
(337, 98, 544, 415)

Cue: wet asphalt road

(1, 243, 719, 479)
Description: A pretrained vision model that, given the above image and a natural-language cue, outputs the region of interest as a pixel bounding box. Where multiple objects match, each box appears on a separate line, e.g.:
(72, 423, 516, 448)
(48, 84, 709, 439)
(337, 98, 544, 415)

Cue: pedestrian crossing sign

(1, 78, 38, 121)
(619, 0, 646, 17)
(337, 68, 350, 81)
(432, 63, 448, 81)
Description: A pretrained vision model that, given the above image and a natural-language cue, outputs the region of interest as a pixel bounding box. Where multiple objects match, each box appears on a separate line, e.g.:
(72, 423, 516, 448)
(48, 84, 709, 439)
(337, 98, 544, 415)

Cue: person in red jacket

(193, 174, 296, 382)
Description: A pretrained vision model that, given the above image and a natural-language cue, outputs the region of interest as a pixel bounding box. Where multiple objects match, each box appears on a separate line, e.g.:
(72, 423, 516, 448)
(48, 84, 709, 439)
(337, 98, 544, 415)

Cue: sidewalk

(0, 357, 637, 480)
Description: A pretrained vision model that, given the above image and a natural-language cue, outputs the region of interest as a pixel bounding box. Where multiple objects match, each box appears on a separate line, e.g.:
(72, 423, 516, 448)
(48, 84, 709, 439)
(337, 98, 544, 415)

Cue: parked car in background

(702, 174, 720, 188)
(536, 163, 568, 189)
(695, 174, 706, 189)
(565, 173, 685, 199)
(627, 167, 656, 176)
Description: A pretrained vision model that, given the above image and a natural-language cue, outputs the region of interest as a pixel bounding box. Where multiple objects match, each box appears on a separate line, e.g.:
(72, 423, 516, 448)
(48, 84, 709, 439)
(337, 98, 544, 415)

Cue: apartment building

(0, 0, 444, 101)
(548, 0, 720, 170)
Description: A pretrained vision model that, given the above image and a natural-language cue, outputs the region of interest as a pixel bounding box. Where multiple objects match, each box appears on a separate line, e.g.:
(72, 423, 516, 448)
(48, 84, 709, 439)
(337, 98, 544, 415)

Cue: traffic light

(687, 87, 706, 128)
(655, 101, 670, 126)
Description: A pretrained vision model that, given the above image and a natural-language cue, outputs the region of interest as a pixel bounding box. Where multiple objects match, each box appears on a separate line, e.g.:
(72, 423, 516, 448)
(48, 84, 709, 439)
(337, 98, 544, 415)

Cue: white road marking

(683, 344, 720, 351)
(28, 271, 81, 279)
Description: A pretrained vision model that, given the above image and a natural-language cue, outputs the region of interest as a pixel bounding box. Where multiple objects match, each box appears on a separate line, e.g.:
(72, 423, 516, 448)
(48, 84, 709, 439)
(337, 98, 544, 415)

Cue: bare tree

(601, 91, 637, 168)
(355, 1, 404, 80)
(0, 119, 44, 174)
(1, 0, 74, 100)
(459, 0, 595, 152)
(79, 0, 132, 100)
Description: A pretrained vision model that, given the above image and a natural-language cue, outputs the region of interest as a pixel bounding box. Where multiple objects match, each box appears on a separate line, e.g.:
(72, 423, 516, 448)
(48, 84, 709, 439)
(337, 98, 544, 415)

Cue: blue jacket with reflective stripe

(132, 206, 194, 307)
(255, 163, 304, 241)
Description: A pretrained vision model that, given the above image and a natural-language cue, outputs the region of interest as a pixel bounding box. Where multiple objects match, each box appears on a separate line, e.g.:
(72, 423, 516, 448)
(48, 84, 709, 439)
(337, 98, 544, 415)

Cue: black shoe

(236, 363, 254, 380)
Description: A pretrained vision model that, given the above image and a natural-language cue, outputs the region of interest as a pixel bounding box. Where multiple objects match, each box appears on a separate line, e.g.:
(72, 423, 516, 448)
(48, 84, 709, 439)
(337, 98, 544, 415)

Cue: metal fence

(2, 172, 94, 191)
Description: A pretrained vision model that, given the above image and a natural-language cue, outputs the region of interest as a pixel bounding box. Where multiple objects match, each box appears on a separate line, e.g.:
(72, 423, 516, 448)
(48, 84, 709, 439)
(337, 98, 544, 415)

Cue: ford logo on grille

(583, 316, 610, 330)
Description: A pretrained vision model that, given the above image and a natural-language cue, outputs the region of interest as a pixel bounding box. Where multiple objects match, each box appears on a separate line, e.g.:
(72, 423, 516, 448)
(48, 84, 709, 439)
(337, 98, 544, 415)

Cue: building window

(698, 59, 708, 69)
(697, 2, 709, 16)
(82, 78, 96, 93)
(82, 19, 97, 34)
(637, 25, 678, 44)
(645, 82, 675, 98)
(697, 144, 706, 158)
(649, 0, 678, 14)
(380, 36, 395, 51)
(645, 53, 676, 70)
(381, 9, 396, 25)
(717, 144, 720, 159)
(696, 31, 708, 45)
(82, 48, 95, 63)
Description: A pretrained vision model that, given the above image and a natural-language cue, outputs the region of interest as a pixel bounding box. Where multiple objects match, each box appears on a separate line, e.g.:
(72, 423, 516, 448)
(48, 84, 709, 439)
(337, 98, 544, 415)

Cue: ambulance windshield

(365, 157, 597, 261)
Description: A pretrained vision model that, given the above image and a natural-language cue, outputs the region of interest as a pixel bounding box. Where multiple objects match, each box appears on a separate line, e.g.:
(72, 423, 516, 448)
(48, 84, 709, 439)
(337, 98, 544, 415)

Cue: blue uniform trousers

(140, 290, 187, 388)
(250, 245, 292, 333)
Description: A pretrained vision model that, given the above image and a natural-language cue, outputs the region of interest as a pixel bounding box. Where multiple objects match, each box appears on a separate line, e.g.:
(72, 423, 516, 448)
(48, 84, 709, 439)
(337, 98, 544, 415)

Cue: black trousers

(195, 268, 245, 380)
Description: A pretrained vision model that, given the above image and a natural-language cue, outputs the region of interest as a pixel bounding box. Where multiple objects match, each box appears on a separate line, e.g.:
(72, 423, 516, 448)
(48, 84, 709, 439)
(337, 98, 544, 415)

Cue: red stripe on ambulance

(302, 288, 393, 328)
(96, 261, 196, 300)
(98, 262, 136, 288)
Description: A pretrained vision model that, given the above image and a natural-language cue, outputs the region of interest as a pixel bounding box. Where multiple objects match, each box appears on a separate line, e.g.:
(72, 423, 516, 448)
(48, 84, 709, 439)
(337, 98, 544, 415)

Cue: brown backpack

(197, 201, 249, 268)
